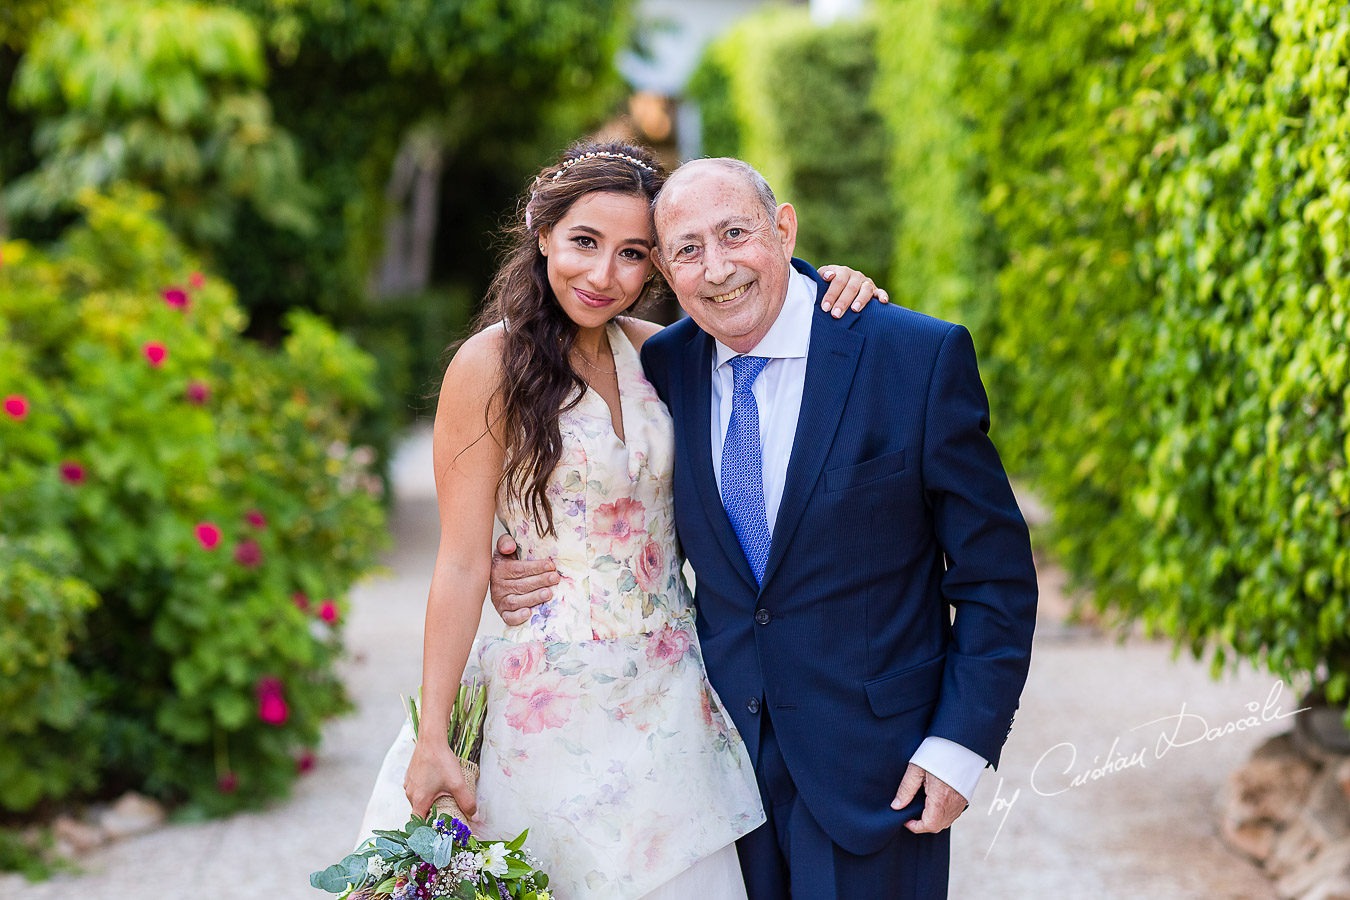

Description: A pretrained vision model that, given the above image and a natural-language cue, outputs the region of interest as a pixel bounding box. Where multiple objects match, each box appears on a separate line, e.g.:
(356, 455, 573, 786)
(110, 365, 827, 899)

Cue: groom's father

(494, 158, 1037, 899)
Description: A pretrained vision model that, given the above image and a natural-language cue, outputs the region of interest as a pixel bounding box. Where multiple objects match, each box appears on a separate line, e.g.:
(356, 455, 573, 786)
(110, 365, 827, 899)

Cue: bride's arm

(403, 327, 506, 821)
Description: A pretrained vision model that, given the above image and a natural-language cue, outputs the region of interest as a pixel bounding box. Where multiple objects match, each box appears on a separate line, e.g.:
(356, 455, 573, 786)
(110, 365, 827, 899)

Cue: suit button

(754, 608, 772, 625)
(747, 698, 761, 714)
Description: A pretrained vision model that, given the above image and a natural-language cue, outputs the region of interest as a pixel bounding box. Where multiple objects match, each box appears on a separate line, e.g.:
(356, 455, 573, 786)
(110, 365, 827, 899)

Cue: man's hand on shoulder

(892, 763, 968, 834)
(489, 534, 559, 626)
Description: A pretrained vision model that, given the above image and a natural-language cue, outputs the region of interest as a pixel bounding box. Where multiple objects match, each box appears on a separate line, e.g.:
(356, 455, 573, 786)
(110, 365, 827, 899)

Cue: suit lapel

(759, 305, 863, 593)
(680, 327, 760, 593)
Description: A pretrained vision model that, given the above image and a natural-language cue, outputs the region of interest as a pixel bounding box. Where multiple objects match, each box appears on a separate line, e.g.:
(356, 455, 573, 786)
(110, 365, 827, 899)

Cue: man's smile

(709, 282, 753, 304)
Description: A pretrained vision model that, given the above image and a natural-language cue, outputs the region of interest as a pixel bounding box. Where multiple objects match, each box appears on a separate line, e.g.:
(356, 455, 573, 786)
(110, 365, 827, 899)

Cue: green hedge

(687, 8, 894, 283)
(0, 187, 388, 814)
(876, 0, 1350, 694)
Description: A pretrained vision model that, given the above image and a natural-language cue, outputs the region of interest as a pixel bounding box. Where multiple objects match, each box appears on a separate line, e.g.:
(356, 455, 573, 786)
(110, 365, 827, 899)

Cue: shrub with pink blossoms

(0, 189, 388, 817)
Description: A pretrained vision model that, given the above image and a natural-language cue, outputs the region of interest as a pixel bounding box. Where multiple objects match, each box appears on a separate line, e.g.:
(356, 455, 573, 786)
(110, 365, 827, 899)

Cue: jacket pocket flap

(863, 652, 945, 718)
(824, 448, 906, 492)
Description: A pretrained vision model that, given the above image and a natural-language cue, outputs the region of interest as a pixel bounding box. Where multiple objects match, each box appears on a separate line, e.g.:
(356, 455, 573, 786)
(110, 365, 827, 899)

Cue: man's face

(654, 165, 797, 354)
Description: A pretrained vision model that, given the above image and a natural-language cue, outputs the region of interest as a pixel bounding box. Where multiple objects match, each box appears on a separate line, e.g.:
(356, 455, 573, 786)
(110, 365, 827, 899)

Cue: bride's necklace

(572, 340, 617, 376)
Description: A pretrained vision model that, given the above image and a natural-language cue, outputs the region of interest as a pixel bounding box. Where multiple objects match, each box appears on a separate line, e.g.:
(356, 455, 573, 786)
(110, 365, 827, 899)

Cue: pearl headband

(550, 150, 656, 182)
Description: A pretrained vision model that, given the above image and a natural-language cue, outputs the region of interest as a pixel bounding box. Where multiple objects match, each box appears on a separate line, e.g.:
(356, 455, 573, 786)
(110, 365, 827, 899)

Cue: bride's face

(539, 190, 655, 330)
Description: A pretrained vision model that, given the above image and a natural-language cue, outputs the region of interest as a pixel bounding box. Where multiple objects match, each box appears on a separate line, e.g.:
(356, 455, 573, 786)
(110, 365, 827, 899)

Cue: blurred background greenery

(3, 0, 1350, 871)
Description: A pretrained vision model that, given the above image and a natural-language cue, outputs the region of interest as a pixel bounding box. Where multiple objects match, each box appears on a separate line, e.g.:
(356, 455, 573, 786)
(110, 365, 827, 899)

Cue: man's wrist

(909, 736, 987, 803)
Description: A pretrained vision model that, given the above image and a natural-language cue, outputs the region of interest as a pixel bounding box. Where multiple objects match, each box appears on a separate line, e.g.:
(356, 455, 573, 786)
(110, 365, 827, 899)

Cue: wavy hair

(467, 141, 666, 536)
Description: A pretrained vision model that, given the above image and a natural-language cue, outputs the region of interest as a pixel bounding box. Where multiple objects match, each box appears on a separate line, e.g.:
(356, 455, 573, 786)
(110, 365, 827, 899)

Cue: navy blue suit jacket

(639, 259, 1038, 856)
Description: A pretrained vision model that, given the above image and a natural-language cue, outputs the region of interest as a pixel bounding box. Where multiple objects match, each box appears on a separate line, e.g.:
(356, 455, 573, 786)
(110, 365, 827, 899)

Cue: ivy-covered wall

(876, 0, 1350, 695)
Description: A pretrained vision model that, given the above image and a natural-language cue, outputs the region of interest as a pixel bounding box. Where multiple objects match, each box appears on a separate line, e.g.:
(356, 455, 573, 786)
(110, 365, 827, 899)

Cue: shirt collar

(713, 267, 815, 369)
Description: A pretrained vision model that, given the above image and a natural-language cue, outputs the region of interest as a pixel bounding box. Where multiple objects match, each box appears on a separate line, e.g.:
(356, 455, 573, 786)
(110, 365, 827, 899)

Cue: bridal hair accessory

(551, 150, 655, 182)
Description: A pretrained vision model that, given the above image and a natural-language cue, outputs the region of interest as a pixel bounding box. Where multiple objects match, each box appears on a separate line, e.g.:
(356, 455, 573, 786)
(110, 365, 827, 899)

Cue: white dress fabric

(358, 321, 764, 900)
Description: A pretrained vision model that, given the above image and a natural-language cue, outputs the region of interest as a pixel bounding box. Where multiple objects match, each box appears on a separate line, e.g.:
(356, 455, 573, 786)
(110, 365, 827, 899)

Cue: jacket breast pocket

(824, 448, 907, 493)
(863, 652, 945, 718)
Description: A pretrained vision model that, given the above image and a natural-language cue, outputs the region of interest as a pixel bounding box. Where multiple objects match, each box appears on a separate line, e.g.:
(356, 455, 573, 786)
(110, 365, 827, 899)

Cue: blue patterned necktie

(721, 355, 772, 585)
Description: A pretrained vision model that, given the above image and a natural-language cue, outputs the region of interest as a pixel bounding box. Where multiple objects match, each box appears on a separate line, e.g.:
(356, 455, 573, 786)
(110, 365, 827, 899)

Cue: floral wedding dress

(358, 320, 764, 900)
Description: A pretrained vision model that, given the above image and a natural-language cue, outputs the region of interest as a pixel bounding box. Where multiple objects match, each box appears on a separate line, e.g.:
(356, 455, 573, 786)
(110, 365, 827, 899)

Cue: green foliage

(5, 0, 315, 247)
(687, 8, 895, 281)
(876, 0, 1350, 692)
(0, 186, 389, 814)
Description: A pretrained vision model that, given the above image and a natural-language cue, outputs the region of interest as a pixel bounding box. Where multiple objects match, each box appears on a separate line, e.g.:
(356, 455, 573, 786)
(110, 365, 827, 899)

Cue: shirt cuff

(908, 736, 987, 804)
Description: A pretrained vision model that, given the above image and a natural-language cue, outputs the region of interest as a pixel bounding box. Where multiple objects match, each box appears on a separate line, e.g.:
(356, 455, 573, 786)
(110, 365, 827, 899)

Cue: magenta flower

(196, 522, 221, 550)
(319, 599, 339, 623)
(256, 676, 288, 726)
(185, 380, 210, 405)
(3, 394, 28, 420)
(217, 772, 239, 794)
(59, 461, 86, 484)
(189, 271, 205, 289)
(144, 342, 168, 367)
(245, 509, 266, 529)
(234, 539, 262, 568)
(296, 751, 316, 774)
(292, 591, 310, 612)
(162, 286, 189, 309)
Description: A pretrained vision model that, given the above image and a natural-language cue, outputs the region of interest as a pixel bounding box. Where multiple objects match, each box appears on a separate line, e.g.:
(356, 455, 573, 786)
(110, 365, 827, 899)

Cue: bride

(358, 141, 883, 899)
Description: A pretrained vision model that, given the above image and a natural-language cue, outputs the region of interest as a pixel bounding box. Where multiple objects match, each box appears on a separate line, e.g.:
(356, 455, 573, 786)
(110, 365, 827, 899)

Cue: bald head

(654, 158, 778, 227)
(650, 157, 798, 353)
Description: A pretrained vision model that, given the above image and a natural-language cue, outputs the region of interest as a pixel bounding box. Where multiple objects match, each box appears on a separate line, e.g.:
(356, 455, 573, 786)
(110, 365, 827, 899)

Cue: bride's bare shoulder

(617, 316, 664, 351)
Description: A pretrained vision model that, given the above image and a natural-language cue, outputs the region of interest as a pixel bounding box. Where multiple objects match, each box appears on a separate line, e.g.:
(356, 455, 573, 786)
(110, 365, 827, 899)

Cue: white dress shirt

(710, 268, 988, 803)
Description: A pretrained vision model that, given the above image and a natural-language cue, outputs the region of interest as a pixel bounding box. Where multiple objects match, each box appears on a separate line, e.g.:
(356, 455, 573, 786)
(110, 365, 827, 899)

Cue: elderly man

(491, 158, 1037, 899)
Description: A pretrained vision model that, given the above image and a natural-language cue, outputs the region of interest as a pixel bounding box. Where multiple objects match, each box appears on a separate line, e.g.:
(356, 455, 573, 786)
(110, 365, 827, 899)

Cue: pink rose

(257, 676, 288, 725)
(144, 341, 167, 367)
(3, 394, 28, 420)
(591, 497, 646, 556)
(634, 539, 666, 593)
(645, 626, 691, 668)
(319, 598, 339, 623)
(245, 509, 266, 529)
(60, 461, 85, 484)
(162, 286, 189, 309)
(185, 380, 210, 405)
(196, 522, 221, 550)
(234, 539, 262, 568)
(497, 643, 544, 683)
(504, 680, 575, 734)
(189, 271, 205, 289)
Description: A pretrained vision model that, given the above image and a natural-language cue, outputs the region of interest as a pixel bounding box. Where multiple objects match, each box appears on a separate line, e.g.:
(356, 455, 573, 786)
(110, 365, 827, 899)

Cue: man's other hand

(490, 534, 559, 626)
(892, 762, 968, 834)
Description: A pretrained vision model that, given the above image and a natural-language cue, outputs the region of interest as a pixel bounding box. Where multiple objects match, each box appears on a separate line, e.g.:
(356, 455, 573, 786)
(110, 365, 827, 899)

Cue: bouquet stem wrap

(433, 759, 480, 827)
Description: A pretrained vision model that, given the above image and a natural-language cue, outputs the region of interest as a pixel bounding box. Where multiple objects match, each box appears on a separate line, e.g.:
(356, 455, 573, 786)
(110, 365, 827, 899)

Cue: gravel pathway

(4, 426, 1282, 899)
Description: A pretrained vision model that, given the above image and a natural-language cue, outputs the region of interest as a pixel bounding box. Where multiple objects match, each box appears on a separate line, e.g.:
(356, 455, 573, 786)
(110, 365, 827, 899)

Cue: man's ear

(652, 246, 673, 285)
(775, 202, 798, 260)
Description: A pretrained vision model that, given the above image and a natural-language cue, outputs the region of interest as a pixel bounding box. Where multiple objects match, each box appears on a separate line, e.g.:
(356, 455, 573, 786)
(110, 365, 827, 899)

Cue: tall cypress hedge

(876, 0, 1350, 696)
(687, 8, 895, 283)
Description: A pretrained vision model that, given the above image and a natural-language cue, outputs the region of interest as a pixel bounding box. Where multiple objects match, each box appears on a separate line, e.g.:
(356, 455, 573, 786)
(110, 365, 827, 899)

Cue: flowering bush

(0, 186, 388, 814)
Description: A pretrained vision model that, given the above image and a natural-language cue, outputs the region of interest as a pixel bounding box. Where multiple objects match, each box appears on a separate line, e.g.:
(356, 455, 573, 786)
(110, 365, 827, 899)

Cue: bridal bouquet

(310, 812, 550, 900)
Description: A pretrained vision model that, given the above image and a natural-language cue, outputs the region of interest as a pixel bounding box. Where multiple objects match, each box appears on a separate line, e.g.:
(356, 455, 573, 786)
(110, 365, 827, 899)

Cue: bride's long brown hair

(471, 141, 666, 537)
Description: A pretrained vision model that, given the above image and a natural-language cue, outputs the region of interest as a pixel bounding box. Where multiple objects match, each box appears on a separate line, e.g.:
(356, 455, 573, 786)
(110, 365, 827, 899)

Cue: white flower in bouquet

(367, 855, 390, 880)
(449, 850, 480, 881)
(477, 843, 509, 877)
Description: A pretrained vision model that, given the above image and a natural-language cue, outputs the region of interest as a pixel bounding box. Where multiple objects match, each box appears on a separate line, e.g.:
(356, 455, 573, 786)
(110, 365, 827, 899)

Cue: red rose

(3, 395, 28, 420)
(234, 539, 262, 568)
(319, 599, 339, 623)
(256, 676, 288, 725)
(245, 509, 266, 529)
(143, 342, 168, 367)
(185, 380, 210, 405)
(217, 772, 238, 793)
(296, 751, 316, 773)
(196, 522, 221, 550)
(60, 461, 85, 484)
(162, 287, 189, 309)
(292, 592, 310, 612)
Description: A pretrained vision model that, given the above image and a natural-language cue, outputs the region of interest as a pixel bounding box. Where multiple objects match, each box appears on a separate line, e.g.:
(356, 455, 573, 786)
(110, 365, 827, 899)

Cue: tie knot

(729, 355, 769, 393)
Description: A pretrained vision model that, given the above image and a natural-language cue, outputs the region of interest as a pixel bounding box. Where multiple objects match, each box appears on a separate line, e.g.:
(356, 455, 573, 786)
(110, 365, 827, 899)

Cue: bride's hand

(818, 265, 889, 318)
(403, 735, 477, 821)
